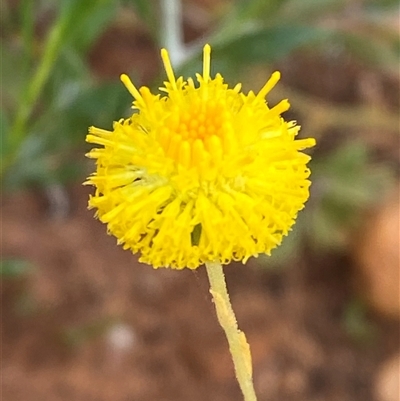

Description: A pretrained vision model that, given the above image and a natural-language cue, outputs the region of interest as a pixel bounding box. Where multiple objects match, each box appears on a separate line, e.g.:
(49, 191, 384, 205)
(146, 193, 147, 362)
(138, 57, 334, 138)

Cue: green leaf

(42, 49, 92, 106)
(62, 0, 118, 53)
(62, 80, 132, 136)
(2, 132, 56, 189)
(179, 25, 332, 83)
(212, 25, 331, 67)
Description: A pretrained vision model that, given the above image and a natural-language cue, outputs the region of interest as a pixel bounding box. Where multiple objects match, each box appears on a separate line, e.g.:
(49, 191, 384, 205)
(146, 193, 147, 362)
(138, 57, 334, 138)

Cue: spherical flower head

(86, 44, 316, 269)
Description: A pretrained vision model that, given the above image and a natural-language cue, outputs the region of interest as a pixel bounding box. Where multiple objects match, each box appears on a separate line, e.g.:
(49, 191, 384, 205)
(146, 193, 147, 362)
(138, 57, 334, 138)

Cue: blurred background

(1, 0, 399, 400)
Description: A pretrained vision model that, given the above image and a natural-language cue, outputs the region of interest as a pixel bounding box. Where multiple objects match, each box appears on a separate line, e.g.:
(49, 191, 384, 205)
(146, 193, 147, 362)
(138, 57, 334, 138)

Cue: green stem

(3, 4, 74, 176)
(205, 261, 257, 401)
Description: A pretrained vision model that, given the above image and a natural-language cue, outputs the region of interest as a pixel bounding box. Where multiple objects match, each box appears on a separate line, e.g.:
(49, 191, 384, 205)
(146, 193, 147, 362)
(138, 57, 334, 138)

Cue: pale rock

(353, 184, 400, 318)
(375, 353, 400, 401)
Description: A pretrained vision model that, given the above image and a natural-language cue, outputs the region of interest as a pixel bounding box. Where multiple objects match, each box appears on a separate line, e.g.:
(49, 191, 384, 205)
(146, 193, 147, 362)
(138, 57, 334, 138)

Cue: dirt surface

(2, 185, 398, 401)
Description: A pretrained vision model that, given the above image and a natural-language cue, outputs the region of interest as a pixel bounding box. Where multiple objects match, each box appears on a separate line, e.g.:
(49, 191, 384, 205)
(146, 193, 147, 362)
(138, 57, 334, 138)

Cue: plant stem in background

(4, 3, 75, 175)
(205, 261, 257, 401)
(160, 0, 186, 67)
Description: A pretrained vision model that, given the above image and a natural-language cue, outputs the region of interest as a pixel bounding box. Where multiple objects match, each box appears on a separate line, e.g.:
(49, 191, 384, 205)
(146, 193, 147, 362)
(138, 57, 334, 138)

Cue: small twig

(160, 0, 187, 67)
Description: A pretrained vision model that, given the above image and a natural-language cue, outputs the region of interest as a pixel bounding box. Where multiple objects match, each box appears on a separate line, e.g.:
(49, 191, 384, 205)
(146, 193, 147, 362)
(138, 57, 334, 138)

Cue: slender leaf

(63, 0, 118, 53)
(213, 25, 331, 66)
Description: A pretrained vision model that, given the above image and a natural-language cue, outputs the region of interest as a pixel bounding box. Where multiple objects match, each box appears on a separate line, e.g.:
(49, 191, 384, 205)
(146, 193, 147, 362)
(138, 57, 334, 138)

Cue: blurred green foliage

(1, 0, 398, 259)
(2, 0, 129, 188)
(267, 141, 393, 266)
(1, 258, 33, 278)
(180, 0, 399, 78)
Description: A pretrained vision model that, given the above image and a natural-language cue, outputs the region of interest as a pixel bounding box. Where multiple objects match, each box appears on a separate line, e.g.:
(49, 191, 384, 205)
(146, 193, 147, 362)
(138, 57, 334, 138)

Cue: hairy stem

(205, 261, 257, 401)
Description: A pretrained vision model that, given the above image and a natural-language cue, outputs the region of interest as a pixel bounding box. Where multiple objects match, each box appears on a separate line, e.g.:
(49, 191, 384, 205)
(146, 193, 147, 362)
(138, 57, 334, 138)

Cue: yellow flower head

(86, 44, 315, 269)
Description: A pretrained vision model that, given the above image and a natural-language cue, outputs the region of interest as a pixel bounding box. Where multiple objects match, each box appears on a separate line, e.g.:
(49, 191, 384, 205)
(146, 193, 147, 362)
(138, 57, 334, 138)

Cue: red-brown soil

(2, 185, 398, 401)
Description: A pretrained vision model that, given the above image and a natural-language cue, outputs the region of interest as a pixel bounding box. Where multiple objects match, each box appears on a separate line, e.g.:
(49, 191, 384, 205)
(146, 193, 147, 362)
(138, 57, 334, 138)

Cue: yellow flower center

(120, 44, 278, 176)
(160, 98, 233, 169)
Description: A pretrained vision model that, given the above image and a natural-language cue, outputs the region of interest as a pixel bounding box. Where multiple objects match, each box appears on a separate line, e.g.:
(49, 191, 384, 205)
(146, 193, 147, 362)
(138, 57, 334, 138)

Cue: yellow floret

(85, 44, 315, 269)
